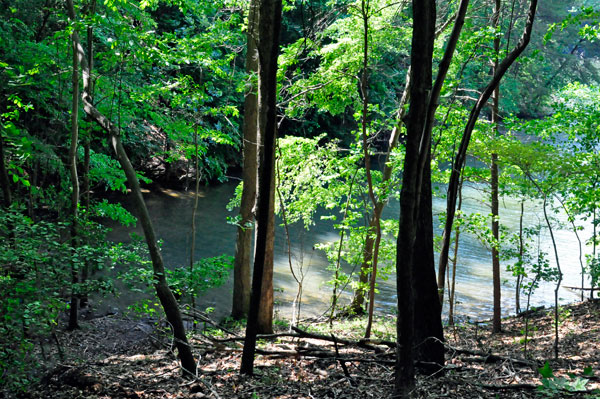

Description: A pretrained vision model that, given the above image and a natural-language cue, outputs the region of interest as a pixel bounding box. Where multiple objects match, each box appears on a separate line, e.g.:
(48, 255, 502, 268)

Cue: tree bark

(437, 0, 538, 307)
(232, 0, 259, 320)
(65, 0, 196, 375)
(413, 158, 444, 371)
(240, 0, 282, 375)
(394, 1, 471, 394)
(394, 0, 436, 396)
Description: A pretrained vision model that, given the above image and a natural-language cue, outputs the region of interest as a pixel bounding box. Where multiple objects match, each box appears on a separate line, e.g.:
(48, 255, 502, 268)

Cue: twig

(331, 334, 356, 386)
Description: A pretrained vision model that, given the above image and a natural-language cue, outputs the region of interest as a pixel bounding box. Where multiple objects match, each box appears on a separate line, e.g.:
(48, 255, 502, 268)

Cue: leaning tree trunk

(65, 0, 196, 375)
(437, 0, 538, 305)
(231, 0, 259, 320)
(240, 0, 282, 375)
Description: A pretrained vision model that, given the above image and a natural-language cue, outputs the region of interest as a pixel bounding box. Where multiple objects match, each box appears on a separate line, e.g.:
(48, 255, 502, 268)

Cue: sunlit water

(103, 180, 592, 323)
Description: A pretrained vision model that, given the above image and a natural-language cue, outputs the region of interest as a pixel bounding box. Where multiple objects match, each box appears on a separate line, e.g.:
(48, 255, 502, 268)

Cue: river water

(104, 179, 591, 322)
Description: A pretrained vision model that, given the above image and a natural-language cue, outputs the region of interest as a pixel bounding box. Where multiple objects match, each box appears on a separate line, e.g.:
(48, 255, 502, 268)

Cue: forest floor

(24, 299, 600, 398)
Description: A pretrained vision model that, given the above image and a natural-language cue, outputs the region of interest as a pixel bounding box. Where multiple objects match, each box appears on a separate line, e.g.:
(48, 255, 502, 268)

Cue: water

(104, 180, 591, 322)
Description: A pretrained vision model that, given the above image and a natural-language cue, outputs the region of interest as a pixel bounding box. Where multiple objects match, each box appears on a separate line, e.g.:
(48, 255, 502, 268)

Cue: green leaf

(539, 361, 554, 378)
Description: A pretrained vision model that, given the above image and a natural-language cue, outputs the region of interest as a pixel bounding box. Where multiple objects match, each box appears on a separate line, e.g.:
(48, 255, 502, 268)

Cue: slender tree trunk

(67, 28, 80, 331)
(516, 200, 524, 314)
(189, 126, 200, 324)
(112, 134, 197, 374)
(490, 0, 502, 334)
(491, 151, 501, 332)
(593, 200, 597, 299)
(256, 168, 275, 334)
(329, 168, 359, 323)
(448, 173, 464, 325)
(80, 1, 96, 309)
(232, 0, 258, 320)
(437, 0, 538, 302)
(541, 196, 563, 359)
(65, 0, 196, 374)
(240, 0, 282, 375)
(557, 197, 585, 302)
(0, 135, 12, 208)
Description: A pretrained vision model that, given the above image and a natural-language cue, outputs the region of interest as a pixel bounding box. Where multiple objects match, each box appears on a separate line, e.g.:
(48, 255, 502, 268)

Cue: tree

(395, 0, 470, 394)
(436, 0, 539, 318)
(67, 17, 81, 330)
(231, 0, 258, 321)
(394, 1, 436, 395)
(240, 0, 283, 375)
(65, 0, 196, 376)
(490, 0, 502, 334)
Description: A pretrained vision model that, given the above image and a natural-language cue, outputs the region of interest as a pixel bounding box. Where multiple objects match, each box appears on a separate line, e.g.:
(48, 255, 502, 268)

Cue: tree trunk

(413, 158, 444, 371)
(67, 28, 80, 331)
(257, 168, 275, 334)
(490, 0, 502, 334)
(80, 1, 95, 309)
(491, 151, 501, 332)
(65, 0, 196, 374)
(0, 135, 12, 208)
(240, 0, 282, 375)
(232, 0, 258, 320)
(448, 173, 464, 325)
(189, 127, 200, 324)
(394, 1, 436, 396)
(516, 200, 524, 314)
(393, 0, 474, 394)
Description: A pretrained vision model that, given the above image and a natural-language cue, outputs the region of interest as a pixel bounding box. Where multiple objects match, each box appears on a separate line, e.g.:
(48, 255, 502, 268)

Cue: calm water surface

(104, 180, 591, 322)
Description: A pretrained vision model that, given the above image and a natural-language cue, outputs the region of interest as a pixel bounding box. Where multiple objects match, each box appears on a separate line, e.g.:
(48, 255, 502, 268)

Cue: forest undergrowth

(18, 300, 600, 399)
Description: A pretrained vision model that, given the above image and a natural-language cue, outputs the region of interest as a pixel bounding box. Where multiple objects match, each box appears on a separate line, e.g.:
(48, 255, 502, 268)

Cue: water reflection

(105, 180, 588, 322)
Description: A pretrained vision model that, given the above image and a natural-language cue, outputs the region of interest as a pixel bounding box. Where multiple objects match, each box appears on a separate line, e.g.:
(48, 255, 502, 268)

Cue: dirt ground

(21, 300, 600, 398)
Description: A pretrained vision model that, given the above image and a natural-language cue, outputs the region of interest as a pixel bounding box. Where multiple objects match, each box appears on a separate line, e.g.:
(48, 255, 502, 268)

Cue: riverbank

(24, 300, 600, 398)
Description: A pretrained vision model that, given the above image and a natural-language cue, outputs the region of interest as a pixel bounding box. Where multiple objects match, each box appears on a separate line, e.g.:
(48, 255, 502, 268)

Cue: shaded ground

(23, 300, 600, 398)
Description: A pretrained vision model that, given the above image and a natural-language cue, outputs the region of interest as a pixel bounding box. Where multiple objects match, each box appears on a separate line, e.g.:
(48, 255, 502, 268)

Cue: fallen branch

(292, 326, 395, 350)
(475, 382, 537, 390)
(180, 308, 238, 336)
(331, 333, 356, 386)
(446, 344, 539, 368)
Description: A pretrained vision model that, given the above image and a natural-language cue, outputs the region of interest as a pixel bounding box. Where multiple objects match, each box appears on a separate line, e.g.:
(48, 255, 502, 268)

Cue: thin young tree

(490, 0, 503, 333)
(437, 0, 538, 314)
(65, 0, 196, 375)
(67, 20, 80, 330)
(80, 0, 96, 309)
(0, 135, 12, 208)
